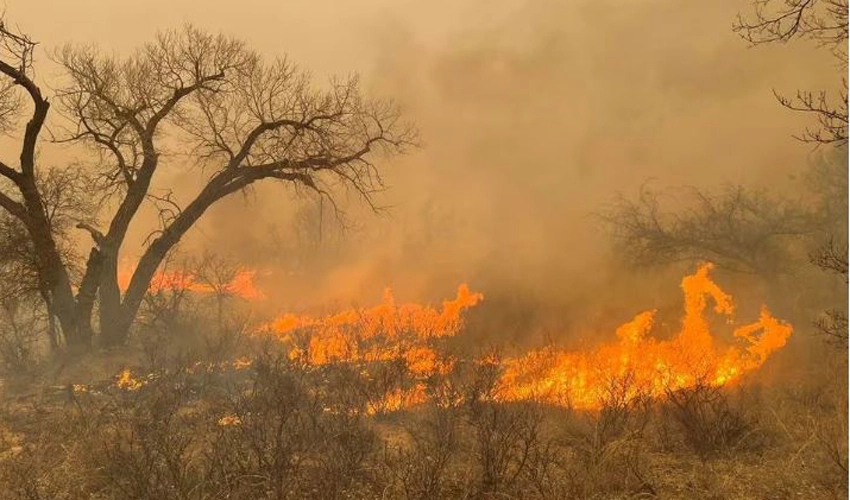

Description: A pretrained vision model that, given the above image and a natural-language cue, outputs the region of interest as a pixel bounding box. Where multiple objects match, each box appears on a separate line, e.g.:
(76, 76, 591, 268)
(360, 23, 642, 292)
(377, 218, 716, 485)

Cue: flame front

(257, 263, 791, 413)
(496, 263, 793, 410)
(105, 263, 791, 412)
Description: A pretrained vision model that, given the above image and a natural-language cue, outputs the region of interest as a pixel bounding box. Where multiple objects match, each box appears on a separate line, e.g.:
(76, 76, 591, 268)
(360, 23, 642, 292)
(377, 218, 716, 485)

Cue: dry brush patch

(0, 349, 843, 500)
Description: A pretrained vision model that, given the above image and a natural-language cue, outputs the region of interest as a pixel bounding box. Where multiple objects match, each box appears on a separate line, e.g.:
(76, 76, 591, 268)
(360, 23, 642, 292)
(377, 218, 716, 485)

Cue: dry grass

(0, 341, 844, 500)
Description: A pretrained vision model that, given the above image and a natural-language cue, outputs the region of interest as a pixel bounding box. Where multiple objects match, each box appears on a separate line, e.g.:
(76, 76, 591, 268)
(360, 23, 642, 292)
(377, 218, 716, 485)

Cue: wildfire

(106, 263, 792, 415)
(217, 415, 242, 427)
(114, 368, 144, 391)
(258, 263, 792, 413)
(494, 263, 793, 410)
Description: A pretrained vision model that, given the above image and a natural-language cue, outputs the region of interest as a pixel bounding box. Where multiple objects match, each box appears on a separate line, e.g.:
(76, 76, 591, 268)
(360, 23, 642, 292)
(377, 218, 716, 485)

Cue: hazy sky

(3, 0, 839, 316)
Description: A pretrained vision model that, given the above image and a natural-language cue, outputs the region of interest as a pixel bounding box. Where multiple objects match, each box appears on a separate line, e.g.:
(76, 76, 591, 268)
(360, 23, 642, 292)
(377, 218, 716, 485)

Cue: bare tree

(810, 237, 849, 346)
(735, 0, 848, 145)
(601, 184, 814, 277)
(0, 158, 98, 351)
(713, 1, 848, 347)
(0, 20, 414, 349)
(810, 237, 849, 280)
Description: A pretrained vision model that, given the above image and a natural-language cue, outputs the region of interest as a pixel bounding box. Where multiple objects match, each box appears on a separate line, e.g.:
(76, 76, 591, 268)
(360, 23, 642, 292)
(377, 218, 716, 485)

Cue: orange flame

(264, 284, 484, 376)
(258, 263, 792, 413)
(494, 263, 793, 409)
(114, 368, 144, 391)
(102, 262, 788, 414)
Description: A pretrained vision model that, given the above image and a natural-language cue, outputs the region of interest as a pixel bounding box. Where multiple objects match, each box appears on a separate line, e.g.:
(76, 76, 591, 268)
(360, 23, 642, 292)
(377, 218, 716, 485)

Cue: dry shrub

(0, 398, 97, 500)
(661, 380, 760, 459)
(775, 371, 849, 498)
(559, 374, 657, 498)
(468, 400, 543, 498)
(207, 356, 380, 499)
(0, 300, 46, 376)
(382, 406, 465, 500)
(93, 371, 205, 500)
(0, 348, 843, 500)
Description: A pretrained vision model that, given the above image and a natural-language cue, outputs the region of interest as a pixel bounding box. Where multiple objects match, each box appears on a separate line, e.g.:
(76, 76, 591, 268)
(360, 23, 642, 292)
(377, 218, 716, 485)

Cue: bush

(662, 381, 758, 459)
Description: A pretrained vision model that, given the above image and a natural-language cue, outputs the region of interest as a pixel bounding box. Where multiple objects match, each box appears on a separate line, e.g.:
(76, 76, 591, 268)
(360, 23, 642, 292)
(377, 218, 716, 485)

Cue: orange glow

(367, 384, 429, 415)
(106, 263, 790, 414)
(117, 262, 264, 300)
(114, 368, 144, 391)
(217, 415, 242, 426)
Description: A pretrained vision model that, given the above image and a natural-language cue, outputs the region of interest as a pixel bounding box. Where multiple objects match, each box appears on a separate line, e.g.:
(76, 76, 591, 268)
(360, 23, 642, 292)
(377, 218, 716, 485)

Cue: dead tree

(0, 21, 414, 349)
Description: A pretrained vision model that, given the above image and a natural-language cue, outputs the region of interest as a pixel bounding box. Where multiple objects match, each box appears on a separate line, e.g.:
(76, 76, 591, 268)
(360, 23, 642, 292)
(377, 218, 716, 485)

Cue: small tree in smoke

(191, 251, 240, 333)
(189, 250, 257, 363)
(292, 195, 348, 274)
(600, 183, 815, 278)
(0, 20, 415, 349)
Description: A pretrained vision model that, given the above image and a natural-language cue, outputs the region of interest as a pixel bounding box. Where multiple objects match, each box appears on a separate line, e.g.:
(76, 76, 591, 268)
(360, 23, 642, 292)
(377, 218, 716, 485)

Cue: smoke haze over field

(4, 0, 839, 336)
(1, 6, 848, 497)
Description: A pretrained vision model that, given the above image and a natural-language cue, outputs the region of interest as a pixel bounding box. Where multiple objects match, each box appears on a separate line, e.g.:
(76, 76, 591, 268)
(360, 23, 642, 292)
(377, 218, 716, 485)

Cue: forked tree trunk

(95, 193, 212, 346)
(99, 306, 134, 348)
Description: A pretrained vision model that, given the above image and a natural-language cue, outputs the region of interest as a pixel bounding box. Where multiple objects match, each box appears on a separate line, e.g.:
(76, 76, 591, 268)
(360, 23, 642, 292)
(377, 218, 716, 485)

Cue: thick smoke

(6, 0, 839, 345)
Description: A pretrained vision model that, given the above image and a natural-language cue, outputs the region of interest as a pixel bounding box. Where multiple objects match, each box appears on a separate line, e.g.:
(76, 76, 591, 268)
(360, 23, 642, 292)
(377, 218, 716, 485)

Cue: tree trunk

(18, 178, 91, 349)
(91, 171, 288, 347)
(43, 295, 58, 353)
(51, 282, 91, 349)
(99, 306, 133, 348)
(111, 252, 162, 346)
(97, 248, 129, 347)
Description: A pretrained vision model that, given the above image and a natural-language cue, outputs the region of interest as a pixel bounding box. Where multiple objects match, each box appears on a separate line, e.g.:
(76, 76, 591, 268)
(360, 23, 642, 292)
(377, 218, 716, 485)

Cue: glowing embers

(495, 263, 793, 410)
(114, 368, 145, 391)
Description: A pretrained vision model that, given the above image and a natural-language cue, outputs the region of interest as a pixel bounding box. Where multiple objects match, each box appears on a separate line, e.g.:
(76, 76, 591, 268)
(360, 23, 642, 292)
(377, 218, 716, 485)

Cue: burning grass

(0, 262, 838, 500)
(250, 263, 792, 413)
(495, 263, 793, 410)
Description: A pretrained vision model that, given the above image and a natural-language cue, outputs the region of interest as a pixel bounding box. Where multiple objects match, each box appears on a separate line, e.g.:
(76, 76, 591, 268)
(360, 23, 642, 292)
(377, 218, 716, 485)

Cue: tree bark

(19, 181, 91, 348)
